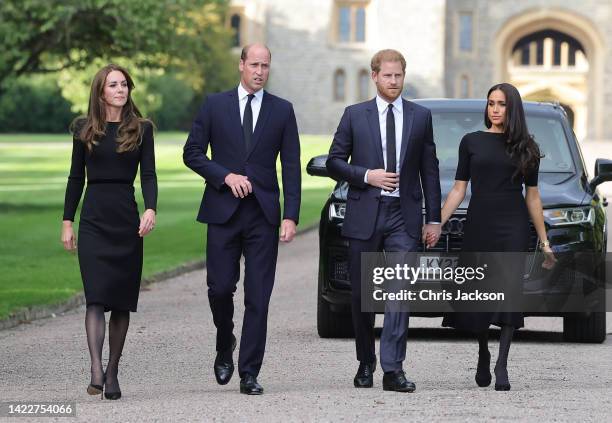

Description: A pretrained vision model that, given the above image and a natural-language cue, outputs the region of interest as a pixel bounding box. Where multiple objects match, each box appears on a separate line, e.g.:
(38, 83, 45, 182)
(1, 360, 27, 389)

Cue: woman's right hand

(541, 245, 557, 270)
(61, 221, 77, 251)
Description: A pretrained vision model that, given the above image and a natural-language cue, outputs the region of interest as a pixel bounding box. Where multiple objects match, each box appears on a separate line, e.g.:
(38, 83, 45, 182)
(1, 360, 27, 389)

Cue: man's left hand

(280, 219, 297, 243)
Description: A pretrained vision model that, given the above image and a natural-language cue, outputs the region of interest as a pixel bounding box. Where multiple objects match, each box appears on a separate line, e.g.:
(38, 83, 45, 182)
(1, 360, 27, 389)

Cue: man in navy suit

(183, 43, 301, 395)
(326, 49, 441, 392)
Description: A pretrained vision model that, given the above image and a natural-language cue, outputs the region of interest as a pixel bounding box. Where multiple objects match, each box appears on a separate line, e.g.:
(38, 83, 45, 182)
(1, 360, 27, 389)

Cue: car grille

(419, 215, 538, 252)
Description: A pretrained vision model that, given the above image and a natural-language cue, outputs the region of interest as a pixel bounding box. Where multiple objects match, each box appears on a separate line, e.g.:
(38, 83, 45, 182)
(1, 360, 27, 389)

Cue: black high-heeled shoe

(87, 369, 105, 399)
(103, 371, 122, 400)
(494, 365, 511, 391)
(475, 350, 492, 387)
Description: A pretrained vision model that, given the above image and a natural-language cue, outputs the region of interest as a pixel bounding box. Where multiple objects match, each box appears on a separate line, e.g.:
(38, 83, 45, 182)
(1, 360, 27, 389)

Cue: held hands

(366, 169, 399, 192)
(422, 223, 441, 248)
(139, 209, 156, 237)
(541, 245, 557, 270)
(225, 173, 253, 198)
(61, 221, 77, 251)
(280, 219, 297, 243)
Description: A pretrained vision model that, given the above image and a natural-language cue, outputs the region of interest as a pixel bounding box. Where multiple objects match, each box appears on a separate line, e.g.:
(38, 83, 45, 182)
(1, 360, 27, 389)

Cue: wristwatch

(539, 240, 550, 248)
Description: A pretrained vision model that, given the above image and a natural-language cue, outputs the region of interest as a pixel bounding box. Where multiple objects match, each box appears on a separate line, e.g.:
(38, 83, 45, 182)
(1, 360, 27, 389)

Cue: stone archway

(494, 8, 605, 141)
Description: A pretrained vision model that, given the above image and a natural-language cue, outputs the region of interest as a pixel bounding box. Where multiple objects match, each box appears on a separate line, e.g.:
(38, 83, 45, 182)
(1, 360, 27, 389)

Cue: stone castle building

(228, 0, 612, 141)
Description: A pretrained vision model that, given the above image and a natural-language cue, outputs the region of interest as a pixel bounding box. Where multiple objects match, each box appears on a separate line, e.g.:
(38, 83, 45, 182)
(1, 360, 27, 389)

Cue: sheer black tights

(85, 305, 130, 392)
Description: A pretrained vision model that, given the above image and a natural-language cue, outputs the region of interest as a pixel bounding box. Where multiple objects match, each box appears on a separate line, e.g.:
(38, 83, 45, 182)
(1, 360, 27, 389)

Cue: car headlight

(543, 207, 594, 226)
(329, 202, 346, 220)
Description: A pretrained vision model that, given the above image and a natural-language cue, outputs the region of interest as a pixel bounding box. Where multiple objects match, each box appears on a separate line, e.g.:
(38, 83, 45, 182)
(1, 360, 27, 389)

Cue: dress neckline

(479, 130, 505, 135)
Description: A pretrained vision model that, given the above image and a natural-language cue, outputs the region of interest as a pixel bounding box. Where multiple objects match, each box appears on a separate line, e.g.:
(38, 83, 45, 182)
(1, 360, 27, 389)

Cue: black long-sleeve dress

(63, 121, 157, 312)
(442, 130, 538, 331)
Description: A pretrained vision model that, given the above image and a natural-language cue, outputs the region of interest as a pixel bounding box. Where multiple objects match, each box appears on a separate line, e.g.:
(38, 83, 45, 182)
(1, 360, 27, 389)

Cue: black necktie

(243, 94, 255, 151)
(386, 103, 396, 174)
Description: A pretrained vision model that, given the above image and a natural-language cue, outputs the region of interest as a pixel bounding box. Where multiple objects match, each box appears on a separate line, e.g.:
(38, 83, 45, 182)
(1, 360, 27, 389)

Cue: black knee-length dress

(63, 121, 157, 312)
(442, 130, 538, 332)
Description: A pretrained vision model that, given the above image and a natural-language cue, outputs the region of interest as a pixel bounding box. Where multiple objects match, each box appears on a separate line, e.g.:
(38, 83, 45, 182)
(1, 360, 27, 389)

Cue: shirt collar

(376, 94, 403, 115)
(238, 83, 264, 102)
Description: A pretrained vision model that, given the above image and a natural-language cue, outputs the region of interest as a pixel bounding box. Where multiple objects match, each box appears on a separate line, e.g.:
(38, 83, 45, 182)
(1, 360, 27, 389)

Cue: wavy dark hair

(71, 64, 150, 153)
(484, 83, 543, 180)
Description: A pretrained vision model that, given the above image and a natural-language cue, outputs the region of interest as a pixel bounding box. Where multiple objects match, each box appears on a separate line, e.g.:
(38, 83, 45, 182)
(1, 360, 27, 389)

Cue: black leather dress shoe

(382, 370, 416, 392)
(354, 361, 376, 388)
(214, 334, 237, 385)
(240, 374, 264, 395)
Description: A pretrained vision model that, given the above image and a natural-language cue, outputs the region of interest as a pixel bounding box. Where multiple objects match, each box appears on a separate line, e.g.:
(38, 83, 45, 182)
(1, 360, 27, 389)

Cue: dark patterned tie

(386, 103, 396, 174)
(243, 94, 255, 151)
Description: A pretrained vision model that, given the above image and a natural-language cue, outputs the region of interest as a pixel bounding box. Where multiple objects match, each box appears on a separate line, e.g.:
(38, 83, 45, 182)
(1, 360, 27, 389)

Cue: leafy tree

(0, 75, 76, 132)
(0, 0, 237, 99)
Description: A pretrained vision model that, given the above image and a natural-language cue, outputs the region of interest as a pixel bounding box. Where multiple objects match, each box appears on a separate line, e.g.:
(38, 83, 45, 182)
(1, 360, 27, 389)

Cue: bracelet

(539, 240, 550, 248)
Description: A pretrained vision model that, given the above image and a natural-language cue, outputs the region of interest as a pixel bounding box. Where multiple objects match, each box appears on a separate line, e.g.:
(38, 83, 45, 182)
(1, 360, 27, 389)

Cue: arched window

(512, 30, 586, 68)
(334, 69, 346, 102)
(230, 14, 241, 48)
(357, 69, 370, 101)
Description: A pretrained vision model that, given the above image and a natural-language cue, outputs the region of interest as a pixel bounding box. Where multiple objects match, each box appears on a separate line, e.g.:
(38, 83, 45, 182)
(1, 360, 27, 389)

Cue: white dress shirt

(365, 95, 403, 197)
(364, 95, 440, 225)
(238, 83, 264, 131)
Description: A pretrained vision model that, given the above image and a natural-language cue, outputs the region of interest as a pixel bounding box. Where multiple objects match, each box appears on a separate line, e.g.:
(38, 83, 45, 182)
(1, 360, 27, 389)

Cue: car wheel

(317, 276, 354, 338)
(563, 311, 606, 343)
(563, 254, 607, 343)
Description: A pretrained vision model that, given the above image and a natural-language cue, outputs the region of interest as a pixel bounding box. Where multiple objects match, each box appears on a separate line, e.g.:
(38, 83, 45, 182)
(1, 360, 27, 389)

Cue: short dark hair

(240, 43, 272, 61)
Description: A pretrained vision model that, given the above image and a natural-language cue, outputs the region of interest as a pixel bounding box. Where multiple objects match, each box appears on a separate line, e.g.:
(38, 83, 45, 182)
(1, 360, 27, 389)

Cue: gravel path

(1, 229, 611, 422)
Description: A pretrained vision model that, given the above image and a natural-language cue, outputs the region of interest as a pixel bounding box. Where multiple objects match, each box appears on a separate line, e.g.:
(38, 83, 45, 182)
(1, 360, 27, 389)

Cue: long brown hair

(484, 83, 542, 180)
(71, 64, 149, 153)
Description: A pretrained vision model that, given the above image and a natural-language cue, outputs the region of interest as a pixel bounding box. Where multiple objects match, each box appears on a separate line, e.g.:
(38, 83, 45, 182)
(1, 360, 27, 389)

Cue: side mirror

(306, 154, 329, 177)
(589, 158, 612, 192)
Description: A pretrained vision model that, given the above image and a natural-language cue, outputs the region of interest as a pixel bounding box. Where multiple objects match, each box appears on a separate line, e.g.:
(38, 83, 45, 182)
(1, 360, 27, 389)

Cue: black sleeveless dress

(63, 121, 157, 312)
(442, 130, 538, 331)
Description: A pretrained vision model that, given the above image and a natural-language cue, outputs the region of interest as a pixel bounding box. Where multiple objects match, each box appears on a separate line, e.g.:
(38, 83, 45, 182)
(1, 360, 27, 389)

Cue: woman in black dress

(432, 83, 555, 390)
(61, 64, 157, 400)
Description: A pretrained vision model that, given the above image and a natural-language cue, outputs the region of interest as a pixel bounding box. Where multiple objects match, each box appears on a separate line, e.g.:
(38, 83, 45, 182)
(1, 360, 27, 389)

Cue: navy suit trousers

(206, 195, 279, 378)
(348, 196, 417, 372)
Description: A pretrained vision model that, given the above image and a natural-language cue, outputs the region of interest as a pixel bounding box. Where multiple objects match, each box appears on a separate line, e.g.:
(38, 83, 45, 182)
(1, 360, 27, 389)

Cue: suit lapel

(227, 89, 246, 155)
(400, 99, 415, 167)
(247, 91, 272, 158)
(365, 99, 384, 169)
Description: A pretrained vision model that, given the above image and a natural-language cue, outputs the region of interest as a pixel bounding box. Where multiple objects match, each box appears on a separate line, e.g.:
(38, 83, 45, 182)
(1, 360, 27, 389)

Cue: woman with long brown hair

(432, 83, 555, 391)
(61, 64, 157, 400)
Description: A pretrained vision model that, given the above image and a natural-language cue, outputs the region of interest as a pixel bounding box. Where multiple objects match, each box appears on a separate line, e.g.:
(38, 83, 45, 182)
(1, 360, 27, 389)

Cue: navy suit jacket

(326, 98, 441, 240)
(183, 88, 301, 226)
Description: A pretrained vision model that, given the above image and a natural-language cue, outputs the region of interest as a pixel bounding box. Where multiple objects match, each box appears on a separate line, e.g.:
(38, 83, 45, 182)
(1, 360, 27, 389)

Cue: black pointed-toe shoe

(87, 369, 105, 399)
(102, 371, 121, 400)
(475, 350, 492, 387)
(354, 361, 376, 388)
(104, 390, 122, 400)
(214, 334, 237, 385)
(382, 370, 416, 393)
(494, 365, 511, 391)
(240, 374, 264, 395)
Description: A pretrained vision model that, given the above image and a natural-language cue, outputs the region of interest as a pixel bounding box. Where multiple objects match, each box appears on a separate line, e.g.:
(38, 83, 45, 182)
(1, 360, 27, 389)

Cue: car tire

(317, 277, 354, 338)
(563, 311, 606, 343)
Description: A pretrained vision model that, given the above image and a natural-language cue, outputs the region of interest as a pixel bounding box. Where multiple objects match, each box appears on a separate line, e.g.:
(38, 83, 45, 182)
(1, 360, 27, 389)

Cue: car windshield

(432, 112, 575, 173)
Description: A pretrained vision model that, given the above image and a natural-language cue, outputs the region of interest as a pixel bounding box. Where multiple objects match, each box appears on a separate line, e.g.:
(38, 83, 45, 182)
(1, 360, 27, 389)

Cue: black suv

(307, 99, 611, 343)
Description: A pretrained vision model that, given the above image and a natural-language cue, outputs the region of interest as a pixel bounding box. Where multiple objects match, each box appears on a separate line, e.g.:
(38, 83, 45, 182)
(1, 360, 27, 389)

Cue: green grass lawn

(0, 132, 334, 320)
